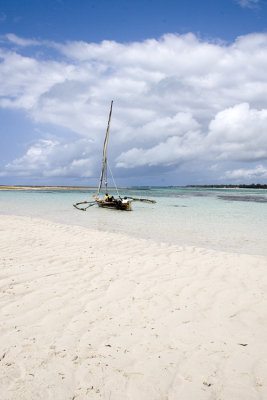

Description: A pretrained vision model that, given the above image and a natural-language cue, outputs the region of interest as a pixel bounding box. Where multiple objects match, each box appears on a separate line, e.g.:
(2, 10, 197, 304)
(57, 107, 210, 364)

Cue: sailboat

(92, 100, 133, 211)
(73, 101, 155, 211)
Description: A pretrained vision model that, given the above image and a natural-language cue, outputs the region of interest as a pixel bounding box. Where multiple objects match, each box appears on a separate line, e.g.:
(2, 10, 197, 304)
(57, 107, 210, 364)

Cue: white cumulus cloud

(224, 165, 267, 180)
(1, 138, 97, 178)
(5, 33, 40, 47)
(1, 32, 267, 183)
(207, 103, 267, 161)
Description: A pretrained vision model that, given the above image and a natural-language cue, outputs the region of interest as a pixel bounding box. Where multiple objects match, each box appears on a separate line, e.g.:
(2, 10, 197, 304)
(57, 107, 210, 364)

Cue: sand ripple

(0, 215, 267, 399)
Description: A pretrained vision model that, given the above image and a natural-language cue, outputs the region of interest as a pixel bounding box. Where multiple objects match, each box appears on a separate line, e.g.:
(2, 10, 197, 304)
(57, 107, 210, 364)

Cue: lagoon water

(1, 187, 267, 255)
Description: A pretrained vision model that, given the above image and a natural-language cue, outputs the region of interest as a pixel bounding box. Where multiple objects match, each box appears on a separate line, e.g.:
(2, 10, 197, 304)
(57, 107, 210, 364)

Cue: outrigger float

(73, 101, 155, 211)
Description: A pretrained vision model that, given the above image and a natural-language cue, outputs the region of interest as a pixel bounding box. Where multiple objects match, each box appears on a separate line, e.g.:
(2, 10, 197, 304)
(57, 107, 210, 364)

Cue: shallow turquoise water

(1, 187, 267, 255)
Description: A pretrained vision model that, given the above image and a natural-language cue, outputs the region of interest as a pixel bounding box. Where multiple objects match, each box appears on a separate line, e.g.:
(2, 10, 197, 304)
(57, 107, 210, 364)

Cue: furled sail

(98, 100, 113, 193)
(73, 99, 156, 211)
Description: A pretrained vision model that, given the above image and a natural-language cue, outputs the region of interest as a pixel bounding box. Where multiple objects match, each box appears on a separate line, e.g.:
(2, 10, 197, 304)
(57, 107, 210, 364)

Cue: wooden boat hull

(95, 199, 132, 211)
(73, 103, 155, 213)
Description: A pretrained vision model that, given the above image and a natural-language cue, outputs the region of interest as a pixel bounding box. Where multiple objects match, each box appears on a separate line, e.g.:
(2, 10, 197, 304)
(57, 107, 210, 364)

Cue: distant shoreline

(1, 184, 267, 191)
(186, 184, 267, 189)
(0, 185, 91, 191)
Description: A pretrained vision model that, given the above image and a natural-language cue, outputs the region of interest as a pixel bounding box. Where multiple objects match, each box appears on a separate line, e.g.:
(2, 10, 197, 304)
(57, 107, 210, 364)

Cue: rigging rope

(107, 161, 120, 197)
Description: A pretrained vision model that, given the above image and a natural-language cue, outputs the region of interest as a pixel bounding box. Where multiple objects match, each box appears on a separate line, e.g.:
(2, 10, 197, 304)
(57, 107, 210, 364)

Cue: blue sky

(1, 0, 267, 43)
(1, 0, 267, 186)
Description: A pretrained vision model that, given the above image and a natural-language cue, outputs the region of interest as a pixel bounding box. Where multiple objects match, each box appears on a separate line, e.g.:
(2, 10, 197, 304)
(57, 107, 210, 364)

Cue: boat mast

(98, 100, 113, 194)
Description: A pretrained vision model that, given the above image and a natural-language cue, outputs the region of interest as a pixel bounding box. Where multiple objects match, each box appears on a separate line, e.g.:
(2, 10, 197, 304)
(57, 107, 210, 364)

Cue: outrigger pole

(128, 197, 156, 204)
(73, 99, 156, 211)
(73, 201, 96, 211)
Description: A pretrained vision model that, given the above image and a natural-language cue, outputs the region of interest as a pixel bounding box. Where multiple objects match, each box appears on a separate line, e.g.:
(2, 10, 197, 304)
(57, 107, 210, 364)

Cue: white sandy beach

(1, 215, 267, 400)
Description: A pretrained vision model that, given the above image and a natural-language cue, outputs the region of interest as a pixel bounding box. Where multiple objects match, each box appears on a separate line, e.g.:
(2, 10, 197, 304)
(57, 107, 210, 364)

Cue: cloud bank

(1, 32, 267, 184)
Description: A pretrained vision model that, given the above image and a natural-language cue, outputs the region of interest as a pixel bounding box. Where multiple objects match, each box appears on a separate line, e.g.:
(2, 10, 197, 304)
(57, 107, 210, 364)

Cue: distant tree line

(186, 184, 267, 189)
